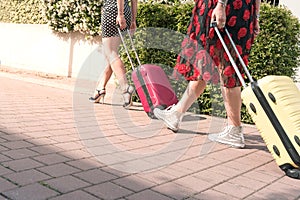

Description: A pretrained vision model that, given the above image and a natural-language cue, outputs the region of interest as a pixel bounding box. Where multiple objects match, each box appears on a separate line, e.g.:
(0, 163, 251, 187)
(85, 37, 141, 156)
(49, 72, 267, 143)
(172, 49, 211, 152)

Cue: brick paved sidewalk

(0, 71, 299, 200)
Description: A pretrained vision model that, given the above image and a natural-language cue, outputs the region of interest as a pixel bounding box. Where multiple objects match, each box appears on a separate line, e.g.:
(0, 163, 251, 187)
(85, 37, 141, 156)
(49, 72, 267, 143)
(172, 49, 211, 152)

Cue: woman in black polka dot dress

(89, 0, 137, 108)
(101, 0, 132, 37)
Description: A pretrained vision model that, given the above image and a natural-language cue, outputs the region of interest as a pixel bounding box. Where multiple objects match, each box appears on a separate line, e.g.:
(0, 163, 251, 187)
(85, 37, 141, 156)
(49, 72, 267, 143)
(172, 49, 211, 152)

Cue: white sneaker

(153, 105, 183, 132)
(208, 125, 245, 148)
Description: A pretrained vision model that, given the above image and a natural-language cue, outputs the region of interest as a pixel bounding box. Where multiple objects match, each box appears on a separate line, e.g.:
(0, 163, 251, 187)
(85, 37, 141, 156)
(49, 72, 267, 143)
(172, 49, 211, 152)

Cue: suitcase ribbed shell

(242, 75, 300, 168)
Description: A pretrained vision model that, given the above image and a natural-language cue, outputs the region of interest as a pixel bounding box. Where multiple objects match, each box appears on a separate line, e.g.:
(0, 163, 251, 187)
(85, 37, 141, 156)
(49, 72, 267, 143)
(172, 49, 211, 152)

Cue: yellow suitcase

(213, 23, 300, 179)
(242, 76, 300, 177)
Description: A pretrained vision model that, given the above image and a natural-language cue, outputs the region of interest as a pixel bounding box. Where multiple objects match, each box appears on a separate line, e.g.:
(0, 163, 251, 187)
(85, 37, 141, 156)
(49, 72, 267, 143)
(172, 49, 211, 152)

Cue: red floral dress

(175, 0, 257, 88)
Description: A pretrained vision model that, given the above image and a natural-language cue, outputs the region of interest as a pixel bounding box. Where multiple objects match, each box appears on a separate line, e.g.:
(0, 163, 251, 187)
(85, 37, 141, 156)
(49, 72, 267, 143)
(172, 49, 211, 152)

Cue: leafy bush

(43, 0, 102, 36)
(1, 0, 299, 124)
(249, 3, 300, 80)
(120, 2, 193, 106)
(240, 4, 300, 123)
(121, 2, 300, 124)
(0, 0, 46, 24)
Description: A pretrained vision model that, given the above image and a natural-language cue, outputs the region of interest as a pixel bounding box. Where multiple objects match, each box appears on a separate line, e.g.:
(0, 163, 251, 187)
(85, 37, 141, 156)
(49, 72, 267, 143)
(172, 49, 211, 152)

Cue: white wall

(280, 0, 300, 84)
(280, 0, 300, 20)
(0, 23, 107, 79)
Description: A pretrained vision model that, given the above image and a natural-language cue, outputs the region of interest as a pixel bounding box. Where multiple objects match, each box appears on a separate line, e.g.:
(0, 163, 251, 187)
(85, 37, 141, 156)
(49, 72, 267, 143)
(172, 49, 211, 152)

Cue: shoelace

(218, 126, 231, 137)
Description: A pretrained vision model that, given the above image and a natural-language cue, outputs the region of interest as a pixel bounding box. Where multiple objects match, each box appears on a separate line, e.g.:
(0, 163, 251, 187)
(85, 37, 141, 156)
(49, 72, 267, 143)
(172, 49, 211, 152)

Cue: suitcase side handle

(211, 22, 255, 87)
(117, 25, 142, 71)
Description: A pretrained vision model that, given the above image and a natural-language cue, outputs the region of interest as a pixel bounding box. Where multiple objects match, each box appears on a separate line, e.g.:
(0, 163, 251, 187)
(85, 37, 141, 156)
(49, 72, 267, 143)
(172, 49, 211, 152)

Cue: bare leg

(153, 79, 207, 132)
(102, 36, 134, 108)
(96, 65, 113, 91)
(221, 86, 242, 127)
(102, 36, 129, 91)
(175, 80, 207, 113)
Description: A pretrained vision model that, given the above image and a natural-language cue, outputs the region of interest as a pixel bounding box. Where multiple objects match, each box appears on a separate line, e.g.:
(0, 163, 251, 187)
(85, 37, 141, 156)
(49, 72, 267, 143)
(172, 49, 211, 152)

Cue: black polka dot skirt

(101, 0, 132, 38)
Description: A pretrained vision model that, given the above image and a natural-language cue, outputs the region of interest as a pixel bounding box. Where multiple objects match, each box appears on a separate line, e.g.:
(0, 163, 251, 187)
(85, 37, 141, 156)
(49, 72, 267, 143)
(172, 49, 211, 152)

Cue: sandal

(89, 88, 106, 104)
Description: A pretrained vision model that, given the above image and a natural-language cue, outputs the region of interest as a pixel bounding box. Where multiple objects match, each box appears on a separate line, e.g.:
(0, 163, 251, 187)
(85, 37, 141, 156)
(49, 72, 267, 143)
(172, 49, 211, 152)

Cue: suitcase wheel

(147, 112, 157, 119)
(280, 164, 300, 179)
(273, 145, 281, 157)
(268, 92, 276, 103)
(286, 168, 300, 179)
(295, 135, 300, 147)
(249, 103, 256, 114)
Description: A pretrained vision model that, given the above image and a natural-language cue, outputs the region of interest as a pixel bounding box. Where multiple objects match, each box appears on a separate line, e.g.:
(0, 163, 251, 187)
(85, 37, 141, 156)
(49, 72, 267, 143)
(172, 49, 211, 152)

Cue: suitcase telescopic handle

(117, 25, 142, 71)
(211, 22, 255, 87)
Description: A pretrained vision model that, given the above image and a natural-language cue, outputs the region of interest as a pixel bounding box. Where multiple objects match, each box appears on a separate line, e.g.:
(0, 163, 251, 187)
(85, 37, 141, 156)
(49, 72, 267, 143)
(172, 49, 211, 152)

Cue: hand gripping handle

(117, 25, 141, 71)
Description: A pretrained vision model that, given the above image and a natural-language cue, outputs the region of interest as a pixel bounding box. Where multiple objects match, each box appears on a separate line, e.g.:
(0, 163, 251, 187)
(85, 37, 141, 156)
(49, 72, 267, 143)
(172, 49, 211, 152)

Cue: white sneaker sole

(208, 134, 245, 148)
(154, 111, 179, 132)
(215, 138, 245, 148)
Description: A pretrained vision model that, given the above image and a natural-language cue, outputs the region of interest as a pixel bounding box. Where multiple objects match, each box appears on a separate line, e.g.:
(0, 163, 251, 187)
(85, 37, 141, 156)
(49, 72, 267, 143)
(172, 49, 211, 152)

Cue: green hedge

(249, 4, 300, 79)
(122, 2, 300, 124)
(1, 1, 299, 124)
(0, 0, 46, 24)
(43, 0, 102, 36)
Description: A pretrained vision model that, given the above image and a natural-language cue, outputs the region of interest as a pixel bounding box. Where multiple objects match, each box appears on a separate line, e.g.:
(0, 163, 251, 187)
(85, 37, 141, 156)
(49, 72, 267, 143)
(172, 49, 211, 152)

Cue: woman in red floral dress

(154, 0, 261, 148)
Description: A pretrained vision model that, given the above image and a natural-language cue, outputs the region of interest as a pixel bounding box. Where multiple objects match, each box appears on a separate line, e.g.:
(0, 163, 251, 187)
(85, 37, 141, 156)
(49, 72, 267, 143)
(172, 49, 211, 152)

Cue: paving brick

(256, 162, 285, 178)
(221, 159, 256, 172)
(84, 182, 133, 199)
(247, 187, 296, 200)
(22, 126, 50, 133)
(30, 144, 65, 155)
(3, 169, 51, 186)
(277, 175, 300, 188)
(62, 149, 92, 160)
(44, 175, 90, 193)
(0, 177, 18, 193)
(74, 168, 117, 184)
(170, 159, 207, 174)
(0, 133, 31, 141)
(66, 158, 104, 170)
(0, 154, 12, 163)
(25, 137, 58, 146)
(192, 169, 229, 184)
(2, 148, 39, 159)
(242, 170, 279, 184)
(262, 180, 300, 198)
(229, 175, 267, 191)
(38, 163, 81, 177)
(33, 153, 71, 165)
(54, 142, 84, 151)
(49, 190, 99, 200)
(0, 165, 13, 176)
(208, 148, 245, 162)
(24, 130, 55, 138)
(136, 169, 176, 185)
(243, 194, 269, 200)
(51, 135, 80, 143)
(1, 72, 300, 199)
(2, 158, 44, 172)
(208, 164, 243, 178)
(0, 144, 9, 152)
(1, 141, 34, 150)
(212, 182, 255, 199)
(113, 175, 156, 192)
(194, 189, 240, 200)
(174, 175, 214, 193)
(125, 189, 173, 200)
(152, 181, 196, 199)
(3, 183, 59, 200)
(159, 165, 194, 179)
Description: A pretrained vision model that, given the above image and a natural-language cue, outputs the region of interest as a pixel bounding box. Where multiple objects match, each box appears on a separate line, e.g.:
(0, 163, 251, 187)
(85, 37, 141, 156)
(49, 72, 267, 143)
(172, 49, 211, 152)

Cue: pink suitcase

(118, 28, 178, 118)
(132, 64, 178, 118)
